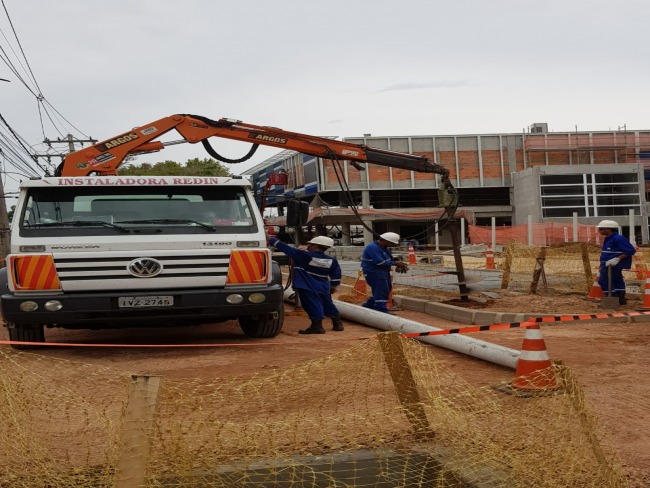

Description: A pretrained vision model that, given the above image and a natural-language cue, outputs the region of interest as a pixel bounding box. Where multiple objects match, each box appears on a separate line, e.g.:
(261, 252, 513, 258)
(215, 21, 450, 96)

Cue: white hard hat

(379, 232, 400, 245)
(597, 220, 619, 229)
(307, 236, 334, 248)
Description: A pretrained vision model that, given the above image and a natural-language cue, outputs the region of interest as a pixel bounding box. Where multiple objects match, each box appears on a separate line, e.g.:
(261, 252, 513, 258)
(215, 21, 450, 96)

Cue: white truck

(0, 114, 449, 347)
(0, 175, 284, 347)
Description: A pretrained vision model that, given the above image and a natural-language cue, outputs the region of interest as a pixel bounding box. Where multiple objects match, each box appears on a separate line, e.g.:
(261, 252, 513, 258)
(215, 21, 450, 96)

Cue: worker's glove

(605, 257, 620, 267)
(395, 263, 409, 274)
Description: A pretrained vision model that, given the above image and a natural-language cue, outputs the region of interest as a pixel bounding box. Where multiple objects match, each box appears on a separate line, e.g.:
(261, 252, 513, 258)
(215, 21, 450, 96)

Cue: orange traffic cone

(485, 245, 495, 270)
(587, 267, 605, 299)
(510, 321, 558, 391)
(387, 269, 401, 311)
(388, 269, 394, 307)
(353, 269, 367, 298)
(408, 244, 417, 265)
(641, 272, 650, 310)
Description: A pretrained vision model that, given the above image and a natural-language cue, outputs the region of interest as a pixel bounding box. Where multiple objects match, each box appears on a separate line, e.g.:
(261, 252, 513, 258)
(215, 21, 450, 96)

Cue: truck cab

(0, 175, 284, 348)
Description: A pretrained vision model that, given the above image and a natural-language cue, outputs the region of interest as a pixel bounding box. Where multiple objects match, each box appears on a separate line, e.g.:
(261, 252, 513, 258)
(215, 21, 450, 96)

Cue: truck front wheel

(239, 304, 284, 338)
(6, 323, 45, 350)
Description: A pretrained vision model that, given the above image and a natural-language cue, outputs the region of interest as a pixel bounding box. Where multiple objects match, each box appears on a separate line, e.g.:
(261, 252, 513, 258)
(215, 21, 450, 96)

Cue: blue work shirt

(600, 233, 635, 269)
(269, 237, 341, 293)
(361, 240, 397, 274)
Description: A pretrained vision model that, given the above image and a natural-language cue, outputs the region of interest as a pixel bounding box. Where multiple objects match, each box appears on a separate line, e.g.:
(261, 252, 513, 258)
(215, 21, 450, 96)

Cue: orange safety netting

(468, 222, 601, 246)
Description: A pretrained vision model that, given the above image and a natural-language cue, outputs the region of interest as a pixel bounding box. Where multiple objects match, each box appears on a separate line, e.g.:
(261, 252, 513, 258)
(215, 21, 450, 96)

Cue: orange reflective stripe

(11, 255, 61, 290)
(226, 250, 268, 284)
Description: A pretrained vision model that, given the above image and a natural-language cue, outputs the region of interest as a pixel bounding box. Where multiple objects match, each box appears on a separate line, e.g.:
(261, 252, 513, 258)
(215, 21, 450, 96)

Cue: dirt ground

(1, 287, 648, 486)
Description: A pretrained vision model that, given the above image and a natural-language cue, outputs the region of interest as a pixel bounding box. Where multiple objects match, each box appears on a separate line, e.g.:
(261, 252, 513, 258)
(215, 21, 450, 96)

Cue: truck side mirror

(286, 200, 309, 227)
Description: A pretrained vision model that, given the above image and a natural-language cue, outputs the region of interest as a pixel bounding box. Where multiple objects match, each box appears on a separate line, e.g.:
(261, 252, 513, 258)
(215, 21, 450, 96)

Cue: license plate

(118, 296, 174, 308)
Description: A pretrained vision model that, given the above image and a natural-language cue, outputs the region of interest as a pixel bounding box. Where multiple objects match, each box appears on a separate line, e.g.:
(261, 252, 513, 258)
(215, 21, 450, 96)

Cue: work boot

(618, 293, 627, 305)
(331, 316, 344, 332)
(299, 320, 326, 334)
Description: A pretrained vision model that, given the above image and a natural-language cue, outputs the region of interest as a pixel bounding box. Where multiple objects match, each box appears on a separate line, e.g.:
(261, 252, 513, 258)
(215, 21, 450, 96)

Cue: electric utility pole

(0, 78, 11, 258)
(46, 134, 97, 154)
(33, 134, 97, 172)
(0, 168, 9, 258)
(0, 133, 96, 258)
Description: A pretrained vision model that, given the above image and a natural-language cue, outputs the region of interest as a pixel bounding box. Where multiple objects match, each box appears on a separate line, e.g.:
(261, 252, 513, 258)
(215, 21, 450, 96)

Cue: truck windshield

(20, 185, 258, 235)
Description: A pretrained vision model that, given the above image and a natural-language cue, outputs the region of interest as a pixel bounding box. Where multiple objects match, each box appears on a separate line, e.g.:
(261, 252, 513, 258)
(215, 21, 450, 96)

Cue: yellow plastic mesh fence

(496, 241, 648, 294)
(0, 336, 631, 487)
(340, 242, 650, 301)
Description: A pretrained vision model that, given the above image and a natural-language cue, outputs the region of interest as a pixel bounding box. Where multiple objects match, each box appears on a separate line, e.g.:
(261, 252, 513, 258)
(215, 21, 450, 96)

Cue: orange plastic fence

(469, 222, 602, 246)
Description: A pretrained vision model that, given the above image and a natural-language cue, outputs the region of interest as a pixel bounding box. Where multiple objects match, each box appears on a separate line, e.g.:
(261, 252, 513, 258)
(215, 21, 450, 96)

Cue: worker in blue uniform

(596, 220, 636, 305)
(360, 232, 408, 313)
(268, 235, 343, 334)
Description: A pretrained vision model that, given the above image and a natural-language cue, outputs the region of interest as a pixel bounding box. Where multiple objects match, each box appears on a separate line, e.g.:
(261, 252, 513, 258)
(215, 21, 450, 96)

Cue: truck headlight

(226, 294, 244, 304)
(44, 300, 63, 311)
(19, 301, 39, 312)
(248, 293, 266, 304)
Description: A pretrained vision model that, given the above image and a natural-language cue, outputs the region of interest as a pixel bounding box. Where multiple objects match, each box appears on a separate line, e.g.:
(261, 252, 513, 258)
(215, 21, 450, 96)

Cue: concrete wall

(511, 167, 541, 225)
(247, 128, 650, 243)
(511, 163, 648, 242)
(331, 245, 363, 261)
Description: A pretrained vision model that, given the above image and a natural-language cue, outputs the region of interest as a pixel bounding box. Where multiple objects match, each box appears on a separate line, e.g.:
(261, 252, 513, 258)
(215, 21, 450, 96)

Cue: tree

(118, 158, 231, 176)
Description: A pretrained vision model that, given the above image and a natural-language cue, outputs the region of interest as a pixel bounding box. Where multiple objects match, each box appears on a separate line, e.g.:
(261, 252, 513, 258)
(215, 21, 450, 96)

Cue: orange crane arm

(55, 114, 450, 178)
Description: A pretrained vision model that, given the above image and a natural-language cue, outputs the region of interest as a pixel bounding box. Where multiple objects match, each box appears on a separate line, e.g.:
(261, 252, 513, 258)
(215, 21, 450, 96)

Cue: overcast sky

(1, 0, 649, 195)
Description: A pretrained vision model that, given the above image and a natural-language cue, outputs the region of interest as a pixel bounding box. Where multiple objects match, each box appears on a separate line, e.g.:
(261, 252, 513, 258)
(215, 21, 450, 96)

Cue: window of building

(540, 173, 640, 218)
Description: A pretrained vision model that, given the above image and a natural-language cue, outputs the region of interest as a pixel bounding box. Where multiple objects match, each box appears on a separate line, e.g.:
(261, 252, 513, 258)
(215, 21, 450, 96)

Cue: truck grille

(53, 250, 230, 292)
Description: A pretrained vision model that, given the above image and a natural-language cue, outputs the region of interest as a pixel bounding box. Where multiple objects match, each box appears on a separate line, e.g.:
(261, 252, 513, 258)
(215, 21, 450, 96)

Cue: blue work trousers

(296, 287, 339, 321)
(362, 270, 392, 313)
(598, 266, 626, 297)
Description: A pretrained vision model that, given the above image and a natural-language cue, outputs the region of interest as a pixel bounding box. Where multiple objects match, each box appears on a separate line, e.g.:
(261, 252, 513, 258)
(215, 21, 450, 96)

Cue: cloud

(378, 80, 471, 92)
(1, 0, 649, 195)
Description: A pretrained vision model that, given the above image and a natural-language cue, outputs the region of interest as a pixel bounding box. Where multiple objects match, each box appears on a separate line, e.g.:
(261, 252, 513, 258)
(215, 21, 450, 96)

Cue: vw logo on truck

(127, 258, 163, 277)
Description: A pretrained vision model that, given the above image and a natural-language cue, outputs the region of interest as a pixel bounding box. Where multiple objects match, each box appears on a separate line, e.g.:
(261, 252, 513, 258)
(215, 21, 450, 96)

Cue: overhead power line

(0, 0, 94, 166)
(0, 0, 41, 95)
(0, 1, 102, 257)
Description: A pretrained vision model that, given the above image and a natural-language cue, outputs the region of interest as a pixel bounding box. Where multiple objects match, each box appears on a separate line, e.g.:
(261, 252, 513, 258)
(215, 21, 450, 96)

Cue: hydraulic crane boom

(54, 113, 464, 298)
(55, 114, 450, 179)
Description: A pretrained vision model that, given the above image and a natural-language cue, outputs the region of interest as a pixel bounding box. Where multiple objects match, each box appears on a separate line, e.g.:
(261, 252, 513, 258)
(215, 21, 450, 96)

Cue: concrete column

(361, 191, 374, 245)
(341, 222, 351, 245)
(361, 190, 370, 208)
(363, 219, 374, 245)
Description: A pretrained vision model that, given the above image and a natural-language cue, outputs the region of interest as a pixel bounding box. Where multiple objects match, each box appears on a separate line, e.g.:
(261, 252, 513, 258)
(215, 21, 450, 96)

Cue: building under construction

(244, 123, 650, 246)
